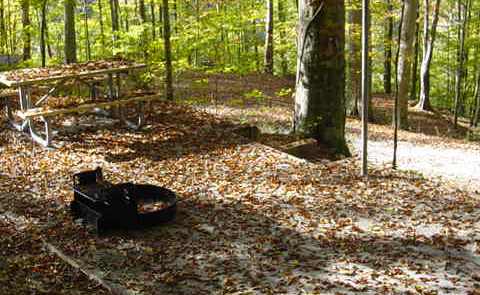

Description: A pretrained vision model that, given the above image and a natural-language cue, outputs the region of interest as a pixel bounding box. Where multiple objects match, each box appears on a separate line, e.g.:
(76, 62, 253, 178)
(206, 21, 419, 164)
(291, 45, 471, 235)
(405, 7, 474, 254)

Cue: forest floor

(0, 71, 479, 295)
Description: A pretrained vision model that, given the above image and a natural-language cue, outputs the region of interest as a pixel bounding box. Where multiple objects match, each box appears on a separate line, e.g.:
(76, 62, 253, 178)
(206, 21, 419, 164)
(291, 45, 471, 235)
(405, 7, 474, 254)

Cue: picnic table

(0, 58, 161, 147)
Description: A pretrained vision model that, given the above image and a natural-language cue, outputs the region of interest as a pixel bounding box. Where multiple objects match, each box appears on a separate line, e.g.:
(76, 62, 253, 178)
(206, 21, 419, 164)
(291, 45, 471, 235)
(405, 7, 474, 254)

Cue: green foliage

(244, 89, 265, 100)
(275, 87, 293, 97)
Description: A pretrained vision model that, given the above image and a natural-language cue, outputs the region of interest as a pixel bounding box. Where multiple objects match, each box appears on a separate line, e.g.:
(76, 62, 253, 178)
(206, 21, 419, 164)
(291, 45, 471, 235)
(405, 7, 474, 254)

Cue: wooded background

(1, 0, 479, 129)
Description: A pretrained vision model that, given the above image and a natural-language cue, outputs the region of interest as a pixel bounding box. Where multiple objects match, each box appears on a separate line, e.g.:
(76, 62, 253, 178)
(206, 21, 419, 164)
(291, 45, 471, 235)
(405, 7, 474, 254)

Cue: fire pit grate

(70, 167, 176, 234)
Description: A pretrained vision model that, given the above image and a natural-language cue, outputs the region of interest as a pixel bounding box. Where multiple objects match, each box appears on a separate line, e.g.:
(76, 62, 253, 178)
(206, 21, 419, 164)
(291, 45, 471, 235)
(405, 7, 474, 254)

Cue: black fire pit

(70, 167, 176, 234)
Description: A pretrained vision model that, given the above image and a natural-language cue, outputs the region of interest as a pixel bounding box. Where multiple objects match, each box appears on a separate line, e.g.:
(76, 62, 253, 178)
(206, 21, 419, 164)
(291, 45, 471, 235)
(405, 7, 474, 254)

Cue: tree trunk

(277, 0, 287, 75)
(453, 0, 466, 128)
(347, 1, 361, 117)
(416, 0, 441, 111)
(150, 0, 156, 39)
(395, 0, 418, 130)
(294, 0, 350, 156)
(139, 0, 148, 57)
(384, 0, 393, 94)
(163, 0, 173, 101)
(471, 71, 480, 127)
(110, 0, 120, 46)
(264, 0, 274, 74)
(124, 0, 129, 31)
(20, 0, 31, 60)
(40, 0, 47, 66)
(0, 0, 5, 52)
(64, 0, 77, 63)
(98, 0, 107, 55)
(410, 5, 420, 102)
(83, 0, 91, 60)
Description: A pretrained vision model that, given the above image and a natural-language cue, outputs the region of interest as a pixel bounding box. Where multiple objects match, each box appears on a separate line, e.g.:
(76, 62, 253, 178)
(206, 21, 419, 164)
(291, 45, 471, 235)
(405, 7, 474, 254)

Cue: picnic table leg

(115, 72, 145, 130)
(28, 116, 52, 147)
(19, 85, 53, 147)
(4, 87, 28, 131)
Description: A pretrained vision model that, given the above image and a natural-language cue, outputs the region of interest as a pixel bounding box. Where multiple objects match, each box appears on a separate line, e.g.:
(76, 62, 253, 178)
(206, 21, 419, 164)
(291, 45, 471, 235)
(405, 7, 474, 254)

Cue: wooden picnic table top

(0, 59, 146, 88)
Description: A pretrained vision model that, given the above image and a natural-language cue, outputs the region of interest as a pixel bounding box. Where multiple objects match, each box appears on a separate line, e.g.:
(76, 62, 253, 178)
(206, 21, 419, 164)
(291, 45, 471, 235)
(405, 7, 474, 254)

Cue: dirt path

(348, 134, 480, 193)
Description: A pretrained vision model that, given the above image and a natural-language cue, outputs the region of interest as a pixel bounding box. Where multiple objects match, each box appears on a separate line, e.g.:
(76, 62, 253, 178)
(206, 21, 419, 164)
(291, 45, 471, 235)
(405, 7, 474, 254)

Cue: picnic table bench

(0, 60, 160, 147)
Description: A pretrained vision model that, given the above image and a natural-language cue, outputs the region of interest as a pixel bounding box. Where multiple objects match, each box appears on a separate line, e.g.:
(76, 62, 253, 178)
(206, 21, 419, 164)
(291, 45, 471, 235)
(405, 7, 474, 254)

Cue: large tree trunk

(162, 0, 173, 101)
(20, 0, 31, 60)
(416, 0, 441, 111)
(64, 0, 77, 63)
(384, 0, 393, 94)
(294, 0, 350, 156)
(264, 0, 274, 74)
(395, 0, 418, 129)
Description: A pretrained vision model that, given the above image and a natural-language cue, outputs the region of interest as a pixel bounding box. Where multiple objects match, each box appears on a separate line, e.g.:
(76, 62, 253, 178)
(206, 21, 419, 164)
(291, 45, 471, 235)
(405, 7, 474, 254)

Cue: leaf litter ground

(0, 73, 479, 295)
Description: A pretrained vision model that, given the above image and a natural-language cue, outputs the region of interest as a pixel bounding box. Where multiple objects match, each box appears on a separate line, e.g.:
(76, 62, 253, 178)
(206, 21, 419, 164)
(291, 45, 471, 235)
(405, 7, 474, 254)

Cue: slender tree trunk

(278, 0, 287, 75)
(158, 3, 163, 38)
(471, 71, 480, 127)
(416, 0, 441, 111)
(0, 0, 5, 52)
(347, 1, 361, 117)
(410, 5, 420, 102)
(264, 0, 274, 74)
(83, 0, 91, 60)
(20, 0, 31, 60)
(163, 0, 173, 101)
(110, 0, 120, 46)
(98, 0, 107, 55)
(64, 0, 77, 63)
(40, 0, 47, 66)
(470, 12, 480, 127)
(393, 0, 405, 169)
(395, 0, 418, 129)
(150, 0, 156, 40)
(453, 0, 466, 128)
(384, 0, 393, 94)
(124, 0, 129, 31)
(139, 0, 148, 57)
(172, 0, 177, 34)
(294, 0, 350, 156)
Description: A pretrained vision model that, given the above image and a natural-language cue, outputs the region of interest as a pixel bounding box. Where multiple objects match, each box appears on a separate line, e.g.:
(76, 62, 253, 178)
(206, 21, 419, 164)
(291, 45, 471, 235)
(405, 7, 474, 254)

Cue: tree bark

(294, 0, 350, 156)
(98, 0, 107, 55)
(395, 0, 418, 129)
(150, 0, 156, 40)
(83, 0, 91, 60)
(163, 0, 173, 101)
(139, 0, 148, 57)
(416, 0, 441, 111)
(264, 0, 274, 74)
(347, 1, 361, 117)
(453, 0, 467, 128)
(384, 0, 393, 94)
(278, 0, 287, 75)
(40, 0, 47, 66)
(471, 70, 480, 127)
(410, 5, 420, 102)
(0, 0, 4, 52)
(20, 0, 31, 60)
(64, 0, 77, 63)
(110, 0, 120, 46)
